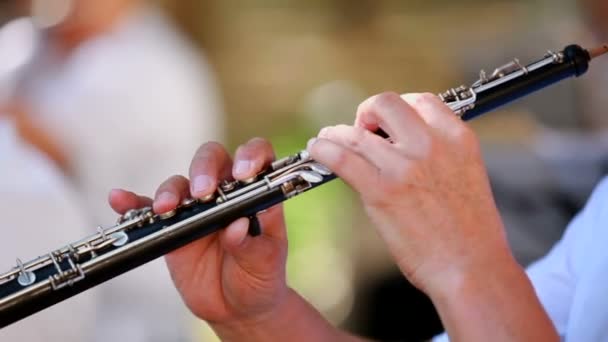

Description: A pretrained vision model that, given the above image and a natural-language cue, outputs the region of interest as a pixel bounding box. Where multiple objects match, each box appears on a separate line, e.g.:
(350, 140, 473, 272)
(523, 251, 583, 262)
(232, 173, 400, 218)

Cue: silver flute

(0, 43, 606, 328)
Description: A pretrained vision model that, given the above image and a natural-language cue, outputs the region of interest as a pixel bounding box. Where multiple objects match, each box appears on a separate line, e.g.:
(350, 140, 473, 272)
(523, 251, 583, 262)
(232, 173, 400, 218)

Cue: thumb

(219, 210, 287, 276)
(219, 218, 251, 253)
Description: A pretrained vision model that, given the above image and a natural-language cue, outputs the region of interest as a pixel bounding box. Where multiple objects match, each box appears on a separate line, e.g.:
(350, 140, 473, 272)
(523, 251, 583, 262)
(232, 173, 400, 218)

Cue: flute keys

(111, 232, 129, 247)
(16, 259, 36, 287)
(159, 209, 177, 220)
(220, 180, 237, 192)
(123, 209, 139, 221)
(242, 176, 257, 185)
(181, 198, 197, 207)
(199, 193, 215, 203)
(17, 271, 36, 287)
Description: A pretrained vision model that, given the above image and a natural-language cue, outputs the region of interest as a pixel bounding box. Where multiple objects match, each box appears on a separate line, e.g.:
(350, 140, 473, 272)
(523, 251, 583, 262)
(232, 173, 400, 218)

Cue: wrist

(419, 240, 519, 300)
(211, 288, 342, 342)
(430, 254, 524, 303)
(425, 249, 558, 341)
(210, 287, 292, 341)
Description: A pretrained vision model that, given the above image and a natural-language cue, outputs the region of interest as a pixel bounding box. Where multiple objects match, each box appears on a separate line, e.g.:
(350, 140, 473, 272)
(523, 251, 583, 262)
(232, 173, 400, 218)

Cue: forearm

(212, 288, 368, 342)
(430, 254, 558, 342)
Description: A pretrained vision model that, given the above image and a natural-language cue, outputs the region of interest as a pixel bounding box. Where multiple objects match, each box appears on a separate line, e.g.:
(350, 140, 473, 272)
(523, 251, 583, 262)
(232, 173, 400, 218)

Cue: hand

(108, 138, 290, 329)
(308, 92, 513, 296)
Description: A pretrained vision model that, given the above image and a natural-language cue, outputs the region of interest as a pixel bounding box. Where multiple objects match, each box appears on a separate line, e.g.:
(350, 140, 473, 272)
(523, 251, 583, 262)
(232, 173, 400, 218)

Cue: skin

(109, 93, 558, 341)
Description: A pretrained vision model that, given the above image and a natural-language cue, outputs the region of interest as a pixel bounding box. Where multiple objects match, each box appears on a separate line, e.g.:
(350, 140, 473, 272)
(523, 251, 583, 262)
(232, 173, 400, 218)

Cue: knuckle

(349, 127, 368, 149)
(359, 92, 401, 114)
(319, 126, 334, 138)
(419, 92, 439, 102)
(331, 147, 350, 170)
(402, 130, 435, 158)
(373, 91, 402, 107)
(390, 159, 412, 183)
(453, 124, 477, 147)
(356, 101, 369, 117)
(409, 92, 438, 108)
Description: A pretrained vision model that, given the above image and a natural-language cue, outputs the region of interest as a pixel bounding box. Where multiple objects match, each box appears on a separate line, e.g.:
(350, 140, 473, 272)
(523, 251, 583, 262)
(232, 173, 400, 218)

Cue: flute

(0, 43, 606, 328)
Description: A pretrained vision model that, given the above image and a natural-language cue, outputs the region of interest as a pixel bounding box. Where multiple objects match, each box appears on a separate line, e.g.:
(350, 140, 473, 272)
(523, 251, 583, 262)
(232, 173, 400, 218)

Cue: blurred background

(0, 0, 607, 341)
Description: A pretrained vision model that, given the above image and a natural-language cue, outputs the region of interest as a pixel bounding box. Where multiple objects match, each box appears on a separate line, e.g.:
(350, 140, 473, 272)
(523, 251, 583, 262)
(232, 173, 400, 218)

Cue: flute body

(0, 43, 606, 328)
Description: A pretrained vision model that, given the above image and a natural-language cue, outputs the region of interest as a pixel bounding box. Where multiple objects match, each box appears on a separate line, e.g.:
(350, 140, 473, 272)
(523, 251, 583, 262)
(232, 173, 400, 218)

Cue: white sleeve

(433, 178, 608, 341)
(526, 178, 607, 336)
(525, 214, 585, 336)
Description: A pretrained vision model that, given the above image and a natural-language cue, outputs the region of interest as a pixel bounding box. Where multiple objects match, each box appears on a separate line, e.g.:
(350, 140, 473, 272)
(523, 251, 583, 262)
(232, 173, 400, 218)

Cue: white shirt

(435, 178, 608, 341)
(0, 118, 97, 341)
(11, 5, 224, 342)
(527, 177, 608, 340)
(19, 6, 224, 223)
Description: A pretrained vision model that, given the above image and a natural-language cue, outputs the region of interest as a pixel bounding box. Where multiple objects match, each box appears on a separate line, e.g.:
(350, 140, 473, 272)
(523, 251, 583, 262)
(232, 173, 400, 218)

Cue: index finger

(189, 142, 233, 199)
(355, 92, 430, 146)
(232, 137, 275, 181)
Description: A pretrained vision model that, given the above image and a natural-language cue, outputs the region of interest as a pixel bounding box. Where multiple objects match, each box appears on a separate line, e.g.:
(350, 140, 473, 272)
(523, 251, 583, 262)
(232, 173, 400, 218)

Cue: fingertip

(153, 191, 180, 214)
(108, 189, 134, 214)
(355, 109, 380, 131)
(232, 138, 275, 180)
(108, 188, 123, 203)
(191, 175, 215, 198)
(232, 159, 255, 180)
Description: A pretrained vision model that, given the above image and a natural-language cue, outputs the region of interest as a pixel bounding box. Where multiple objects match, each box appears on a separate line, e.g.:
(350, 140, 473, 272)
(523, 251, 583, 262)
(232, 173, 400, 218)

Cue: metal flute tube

(0, 43, 606, 328)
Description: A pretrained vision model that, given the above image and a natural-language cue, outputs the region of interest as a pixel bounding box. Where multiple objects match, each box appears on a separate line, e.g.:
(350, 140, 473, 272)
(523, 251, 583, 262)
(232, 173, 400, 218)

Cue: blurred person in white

(0, 111, 96, 341)
(3, 0, 224, 341)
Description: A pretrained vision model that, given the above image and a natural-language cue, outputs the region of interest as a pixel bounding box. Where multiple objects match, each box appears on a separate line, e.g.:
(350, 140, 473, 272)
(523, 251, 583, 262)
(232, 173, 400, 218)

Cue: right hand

(108, 138, 290, 330)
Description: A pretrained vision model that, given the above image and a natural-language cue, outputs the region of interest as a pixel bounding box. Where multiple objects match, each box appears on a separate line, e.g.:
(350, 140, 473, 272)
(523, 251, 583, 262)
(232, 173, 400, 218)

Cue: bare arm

(213, 289, 369, 342)
(309, 92, 558, 342)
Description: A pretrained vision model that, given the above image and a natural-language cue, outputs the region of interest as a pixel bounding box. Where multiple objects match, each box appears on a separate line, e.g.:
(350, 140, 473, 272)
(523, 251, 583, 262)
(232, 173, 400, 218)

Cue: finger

(219, 217, 251, 253)
(154, 175, 190, 214)
(355, 92, 430, 146)
(219, 213, 287, 276)
(308, 138, 381, 197)
(108, 189, 153, 214)
(189, 142, 234, 199)
(401, 93, 467, 140)
(318, 125, 402, 169)
(232, 137, 275, 181)
(255, 205, 286, 239)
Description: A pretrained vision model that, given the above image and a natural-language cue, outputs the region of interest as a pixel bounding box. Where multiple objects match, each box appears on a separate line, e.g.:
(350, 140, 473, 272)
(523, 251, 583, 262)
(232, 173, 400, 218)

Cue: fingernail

(233, 160, 253, 178)
(307, 138, 318, 150)
(192, 175, 213, 196)
(157, 192, 178, 205)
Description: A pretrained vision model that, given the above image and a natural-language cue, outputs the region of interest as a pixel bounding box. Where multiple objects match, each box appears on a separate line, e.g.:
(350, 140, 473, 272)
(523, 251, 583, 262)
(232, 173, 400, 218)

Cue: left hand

(108, 139, 291, 331)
